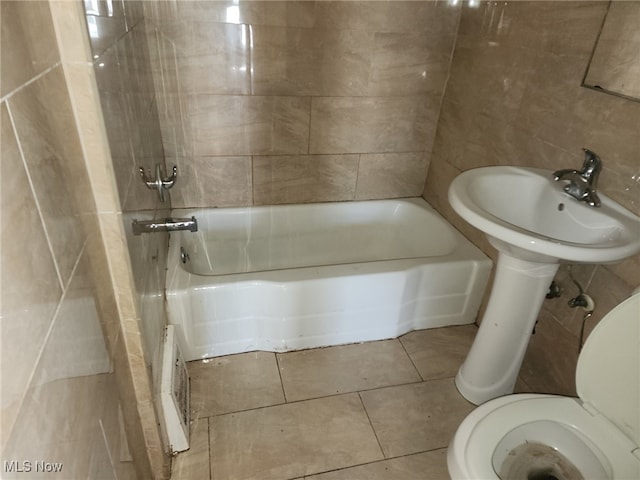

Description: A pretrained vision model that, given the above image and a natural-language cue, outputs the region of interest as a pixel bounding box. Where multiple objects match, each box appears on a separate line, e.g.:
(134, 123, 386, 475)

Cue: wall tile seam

(540, 302, 585, 343)
(1, 240, 89, 450)
(4, 100, 66, 289)
(353, 153, 363, 201)
(425, 4, 463, 183)
(244, 151, 426, 158)
(306, 96, 312, 155)
(600, 261, 640, 289)
(96, 418, 119, 478)
(86, 17, 148, 64)
(147, 19, 454, 36)
(184, 93, 441, 99)
(0, 62, 61, 104)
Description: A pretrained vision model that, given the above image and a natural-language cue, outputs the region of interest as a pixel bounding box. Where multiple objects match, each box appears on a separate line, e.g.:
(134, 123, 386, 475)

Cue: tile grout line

(302, 448, 450, 480)
(194, 378, 433, 423)
(5, 100, 66, 290)
(274, 352, 289, 403)
(356, 391, 387, 461)
(398, 335, 427, 382)
(206, 417, 212, 480)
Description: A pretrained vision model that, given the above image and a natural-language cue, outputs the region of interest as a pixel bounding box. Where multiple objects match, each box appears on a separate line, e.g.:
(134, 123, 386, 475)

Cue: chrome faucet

(552, 148, 602, 207)
(132, 216, 198, 235)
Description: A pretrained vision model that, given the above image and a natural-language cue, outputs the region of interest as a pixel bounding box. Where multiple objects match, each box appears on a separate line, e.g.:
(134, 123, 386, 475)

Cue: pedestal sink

(449, 166, 640, 405)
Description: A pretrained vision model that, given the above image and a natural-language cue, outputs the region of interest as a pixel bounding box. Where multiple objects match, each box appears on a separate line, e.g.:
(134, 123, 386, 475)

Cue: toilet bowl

(448, 292, 640, 480)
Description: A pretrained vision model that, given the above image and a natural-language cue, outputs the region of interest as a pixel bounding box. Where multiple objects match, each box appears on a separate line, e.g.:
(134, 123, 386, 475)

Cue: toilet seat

(448, 393, 639, 479)
(448, 293, 640, 479)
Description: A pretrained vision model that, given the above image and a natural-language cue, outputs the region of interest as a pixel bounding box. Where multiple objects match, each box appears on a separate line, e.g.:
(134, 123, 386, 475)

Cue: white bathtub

(166, 198, 491, 361)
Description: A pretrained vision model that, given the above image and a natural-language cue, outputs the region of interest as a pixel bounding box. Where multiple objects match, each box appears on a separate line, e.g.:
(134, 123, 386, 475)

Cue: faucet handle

(581, 148, 602, 173)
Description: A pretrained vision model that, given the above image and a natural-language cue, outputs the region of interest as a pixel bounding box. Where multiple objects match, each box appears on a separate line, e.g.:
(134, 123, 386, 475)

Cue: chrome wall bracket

(140, 164, 177, 202)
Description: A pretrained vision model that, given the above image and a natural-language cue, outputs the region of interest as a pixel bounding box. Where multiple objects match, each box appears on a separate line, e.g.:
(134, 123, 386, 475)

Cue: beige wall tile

(251, 25, 372, 96)
(8, 66, 88, 284)
(0, 103, 63, 450)
(0, 0, 60, 97)
(355, 152, 429, 200)
(145, 1, 317, 29)
(368, 31, 452, 97)
(581, 265, 636, 340)
(154, 21, 251, 95)
(310, 96, 430, 155)
(312, 1, 457, 33)
(520, 309, 580, 397)
(2, 375, 110, 479)
(30, 250, 111, 388)
(253, 154, 358, 205)
(145, 1, 460, 208)
(170, 156, 253, 208)
(189, 95, 311, 156)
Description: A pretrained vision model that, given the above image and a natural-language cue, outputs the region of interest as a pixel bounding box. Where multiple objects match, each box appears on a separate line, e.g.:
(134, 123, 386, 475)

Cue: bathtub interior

(176, 199, 458, 275)
(166, 198, 492, 361)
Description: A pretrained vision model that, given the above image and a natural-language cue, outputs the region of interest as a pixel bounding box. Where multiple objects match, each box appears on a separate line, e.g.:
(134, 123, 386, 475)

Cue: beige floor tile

(209, 393, 383, 480)
(277, 339, 421, 402)
(304, 449, 449, 479)
(188, 352, 285, 418)
(171, 417, 210, 480)
(400, 326, 477, 380)
(360, 378, 474, 458)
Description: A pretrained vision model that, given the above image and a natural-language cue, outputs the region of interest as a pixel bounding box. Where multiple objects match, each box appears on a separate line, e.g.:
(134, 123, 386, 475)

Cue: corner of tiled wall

(143, 0, 462, 208)
(423, 1, 640, 396)
(1, 1, 168, 478)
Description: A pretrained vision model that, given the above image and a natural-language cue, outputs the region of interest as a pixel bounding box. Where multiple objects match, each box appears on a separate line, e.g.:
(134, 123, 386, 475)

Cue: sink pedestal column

(455, 251, 559, 405)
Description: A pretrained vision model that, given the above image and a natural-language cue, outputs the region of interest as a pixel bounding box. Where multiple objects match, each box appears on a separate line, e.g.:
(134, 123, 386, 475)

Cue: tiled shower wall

(2, 1, 167, 478)
(86, 0, 169, 399)
(424, 1, 640, 396)
(2, 2, 132, 478)
(143, 1, 462, 208)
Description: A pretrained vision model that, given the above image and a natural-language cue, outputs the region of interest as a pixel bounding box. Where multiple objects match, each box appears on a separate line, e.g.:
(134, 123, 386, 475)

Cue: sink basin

(448, 166, 640, 405)
(449, 166, 640, 263)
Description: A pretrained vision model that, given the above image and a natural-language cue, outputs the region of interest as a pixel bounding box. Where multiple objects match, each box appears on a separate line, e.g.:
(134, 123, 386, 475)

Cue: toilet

(448, 292, 640, 480)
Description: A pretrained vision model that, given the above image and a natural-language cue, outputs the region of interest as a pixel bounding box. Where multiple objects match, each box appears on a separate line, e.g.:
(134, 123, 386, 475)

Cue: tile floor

(171, 325, 480, 480)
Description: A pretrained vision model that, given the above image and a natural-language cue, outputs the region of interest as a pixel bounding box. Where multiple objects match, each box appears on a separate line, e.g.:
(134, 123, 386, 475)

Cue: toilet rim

(452, 394, 638, 480)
